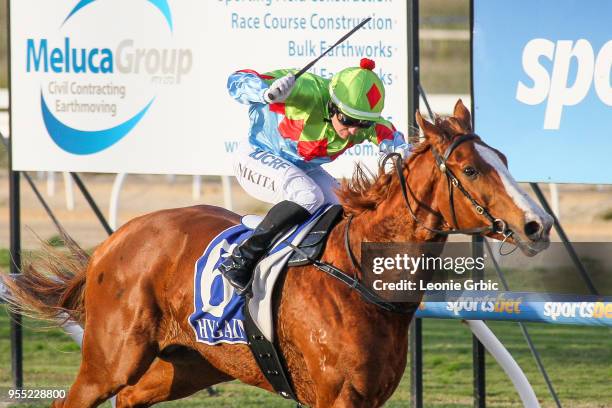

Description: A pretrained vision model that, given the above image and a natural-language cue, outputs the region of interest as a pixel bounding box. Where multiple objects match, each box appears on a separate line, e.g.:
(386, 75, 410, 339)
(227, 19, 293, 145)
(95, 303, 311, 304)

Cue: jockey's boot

(219, 200, 311, 296)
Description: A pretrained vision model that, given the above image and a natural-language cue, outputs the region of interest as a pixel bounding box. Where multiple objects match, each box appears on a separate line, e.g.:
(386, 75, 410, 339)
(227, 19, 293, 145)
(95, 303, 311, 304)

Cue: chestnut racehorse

(3, 101, 553, 407)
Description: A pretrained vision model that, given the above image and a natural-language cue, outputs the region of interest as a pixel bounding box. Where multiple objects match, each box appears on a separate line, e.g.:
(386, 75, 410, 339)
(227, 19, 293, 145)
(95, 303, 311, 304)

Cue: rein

(288, 134, 513, 316)
(289, 235, 415, 314)
(387, 133, 513, 238)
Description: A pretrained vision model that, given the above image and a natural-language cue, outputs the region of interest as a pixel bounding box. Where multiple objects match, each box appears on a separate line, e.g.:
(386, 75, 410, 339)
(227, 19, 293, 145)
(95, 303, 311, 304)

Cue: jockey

(220, 58, 410, 295)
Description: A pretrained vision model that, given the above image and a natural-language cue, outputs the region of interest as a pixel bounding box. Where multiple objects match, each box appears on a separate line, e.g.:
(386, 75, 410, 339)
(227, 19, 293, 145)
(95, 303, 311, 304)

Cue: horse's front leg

(279, 267, 411, 408)
(327, 384, 379, 408)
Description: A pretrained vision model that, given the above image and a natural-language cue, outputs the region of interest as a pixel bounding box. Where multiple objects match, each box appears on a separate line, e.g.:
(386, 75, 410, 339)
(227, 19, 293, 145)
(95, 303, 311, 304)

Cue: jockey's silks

(227, 68, 397, 166)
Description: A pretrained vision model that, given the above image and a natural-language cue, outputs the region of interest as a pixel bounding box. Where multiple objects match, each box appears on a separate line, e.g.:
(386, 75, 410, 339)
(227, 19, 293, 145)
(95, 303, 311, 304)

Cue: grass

(421, 41, 470, 94)
(420, 0, 470, 29)
(0, 249, 610, 407)
(0, 1, 606, 405)
(0, 304, 610, 407)
(45, 235, 65, 248)
(601, 209, 612, 221)
(0, 249, 8, 270)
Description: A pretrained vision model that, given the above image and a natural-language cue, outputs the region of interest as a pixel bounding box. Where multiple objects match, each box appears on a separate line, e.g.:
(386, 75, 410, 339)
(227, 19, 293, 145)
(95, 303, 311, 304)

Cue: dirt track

(0, 173, 611, 250)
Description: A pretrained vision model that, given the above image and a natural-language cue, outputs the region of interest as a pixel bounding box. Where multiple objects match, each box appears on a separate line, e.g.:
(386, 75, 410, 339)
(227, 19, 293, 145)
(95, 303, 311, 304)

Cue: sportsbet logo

(446, 294, 523, 316)
(516, 39, 612, 130)
(543, 301, 612, 321)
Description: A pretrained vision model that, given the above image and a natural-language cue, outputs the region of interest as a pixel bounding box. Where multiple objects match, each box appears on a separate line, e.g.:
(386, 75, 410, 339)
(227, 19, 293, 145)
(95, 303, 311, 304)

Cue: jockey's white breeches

(233, 142, 340, 214)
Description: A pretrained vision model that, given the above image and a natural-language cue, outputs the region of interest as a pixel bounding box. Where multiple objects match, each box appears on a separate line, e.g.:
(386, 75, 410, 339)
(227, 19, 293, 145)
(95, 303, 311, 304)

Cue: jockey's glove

(263, 74, 296, 103)
(379, 131, 411, 159)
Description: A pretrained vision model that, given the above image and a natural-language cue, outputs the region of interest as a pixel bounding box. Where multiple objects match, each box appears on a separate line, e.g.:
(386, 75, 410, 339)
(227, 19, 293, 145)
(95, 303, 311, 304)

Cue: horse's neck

(351, 151, 447, 247)
(326, 150, 448, 283)
(316, 152, 445, 327)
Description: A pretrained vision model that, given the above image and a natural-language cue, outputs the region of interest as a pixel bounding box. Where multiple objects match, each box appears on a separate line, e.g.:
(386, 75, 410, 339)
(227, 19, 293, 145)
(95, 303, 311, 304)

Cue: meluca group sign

(473, 0, 612, 184)
(10, 0, 205, 174)
(10, 0, 408, 176)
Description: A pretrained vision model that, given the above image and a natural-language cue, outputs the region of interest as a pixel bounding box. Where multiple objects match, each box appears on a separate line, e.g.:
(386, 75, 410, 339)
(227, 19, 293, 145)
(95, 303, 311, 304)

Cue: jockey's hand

(379, 131, 411, 159)
(263, 74, 296, 103)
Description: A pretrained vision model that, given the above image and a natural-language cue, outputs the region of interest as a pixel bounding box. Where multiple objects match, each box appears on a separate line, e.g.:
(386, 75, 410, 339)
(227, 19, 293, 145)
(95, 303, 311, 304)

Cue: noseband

(291, 134, 514, 315)
(388, 133, 512, 238)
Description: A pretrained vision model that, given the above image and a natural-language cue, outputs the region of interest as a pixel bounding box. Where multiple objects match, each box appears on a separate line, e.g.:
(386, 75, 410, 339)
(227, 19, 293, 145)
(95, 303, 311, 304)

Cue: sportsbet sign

(473, 0, 612, 184)
(10, 0, 408, 176)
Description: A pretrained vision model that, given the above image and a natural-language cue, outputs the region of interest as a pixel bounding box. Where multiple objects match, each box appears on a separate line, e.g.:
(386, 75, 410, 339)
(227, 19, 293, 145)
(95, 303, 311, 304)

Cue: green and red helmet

(329, 58, 385, 121)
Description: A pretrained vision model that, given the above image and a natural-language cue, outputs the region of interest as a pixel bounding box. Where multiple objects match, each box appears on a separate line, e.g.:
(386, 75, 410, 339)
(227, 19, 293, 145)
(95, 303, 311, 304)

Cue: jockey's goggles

(329, 103, 374, 128)
(336, 111, 374, 129)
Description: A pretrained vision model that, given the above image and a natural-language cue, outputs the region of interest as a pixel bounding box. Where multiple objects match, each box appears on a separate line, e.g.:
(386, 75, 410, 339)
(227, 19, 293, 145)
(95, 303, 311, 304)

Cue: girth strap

(286, 219, 417, 315)
(243, 298, 301, 403)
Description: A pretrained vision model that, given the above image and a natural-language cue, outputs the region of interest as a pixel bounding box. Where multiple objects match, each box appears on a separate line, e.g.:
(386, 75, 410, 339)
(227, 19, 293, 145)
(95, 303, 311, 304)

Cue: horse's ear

(453, 99, 472, 132)
(416, 110, 444, 142)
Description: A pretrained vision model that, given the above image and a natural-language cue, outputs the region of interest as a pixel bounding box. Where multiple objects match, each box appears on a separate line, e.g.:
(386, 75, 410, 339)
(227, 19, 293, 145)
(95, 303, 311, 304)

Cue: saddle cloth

(188, 205, 336, 345)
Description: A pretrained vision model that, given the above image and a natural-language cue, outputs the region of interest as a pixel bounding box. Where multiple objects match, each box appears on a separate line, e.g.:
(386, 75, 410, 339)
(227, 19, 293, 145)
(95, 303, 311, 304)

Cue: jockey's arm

(227, 69, 314, 106)
(227, 69, 316, 107)
(227, 70, 270, 105)
(364, 119, 411, 158)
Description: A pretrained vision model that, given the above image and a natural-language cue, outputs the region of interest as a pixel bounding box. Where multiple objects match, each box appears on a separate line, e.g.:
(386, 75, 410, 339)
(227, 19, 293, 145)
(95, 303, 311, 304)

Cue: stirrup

(226, 274, 254, 297)
(219, 260, 254, 296)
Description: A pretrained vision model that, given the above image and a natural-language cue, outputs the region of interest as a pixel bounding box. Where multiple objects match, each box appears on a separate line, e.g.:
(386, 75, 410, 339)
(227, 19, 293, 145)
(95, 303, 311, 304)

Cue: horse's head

(414, 99, 553, 256)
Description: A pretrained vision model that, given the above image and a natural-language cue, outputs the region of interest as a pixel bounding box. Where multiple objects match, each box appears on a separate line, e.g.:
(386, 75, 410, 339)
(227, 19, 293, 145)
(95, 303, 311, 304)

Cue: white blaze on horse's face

(475, 144, 554, 252)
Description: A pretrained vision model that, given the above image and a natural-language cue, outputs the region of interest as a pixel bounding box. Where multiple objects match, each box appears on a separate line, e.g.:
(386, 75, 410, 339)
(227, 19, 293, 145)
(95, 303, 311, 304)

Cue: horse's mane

(336, 115, 463, 216)
(335, 138, 431, 215)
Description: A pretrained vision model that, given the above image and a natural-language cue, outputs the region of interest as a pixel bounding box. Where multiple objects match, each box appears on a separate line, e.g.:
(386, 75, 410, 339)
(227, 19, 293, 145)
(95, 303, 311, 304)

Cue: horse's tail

(1, 231, 90, 326)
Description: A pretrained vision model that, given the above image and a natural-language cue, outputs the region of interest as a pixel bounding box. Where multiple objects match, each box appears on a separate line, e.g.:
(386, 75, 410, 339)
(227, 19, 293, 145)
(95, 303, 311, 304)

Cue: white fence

(1, 91, 562, 226)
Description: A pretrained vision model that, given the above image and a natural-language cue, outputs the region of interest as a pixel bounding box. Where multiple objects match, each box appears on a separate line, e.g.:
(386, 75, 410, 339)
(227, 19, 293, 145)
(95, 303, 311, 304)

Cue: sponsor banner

(473, 0, 612, 184)
(417, 292, 612, 327)
(10, 0, 407, 176)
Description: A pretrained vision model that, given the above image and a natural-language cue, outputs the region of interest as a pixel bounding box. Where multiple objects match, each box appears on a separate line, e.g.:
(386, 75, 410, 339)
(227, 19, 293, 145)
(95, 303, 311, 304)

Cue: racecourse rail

(416, 291, 612, 326)
(1, 88, 606, 408)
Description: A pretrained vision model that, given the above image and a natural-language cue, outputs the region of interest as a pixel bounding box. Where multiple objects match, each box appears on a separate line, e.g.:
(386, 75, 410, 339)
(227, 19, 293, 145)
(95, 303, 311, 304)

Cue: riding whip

(267, 17, 372, 101)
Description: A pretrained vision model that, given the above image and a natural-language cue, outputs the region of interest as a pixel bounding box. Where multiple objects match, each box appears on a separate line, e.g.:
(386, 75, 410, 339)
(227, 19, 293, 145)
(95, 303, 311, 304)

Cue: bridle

(388, 133, 513, 239)
(292, 133, 515, 315)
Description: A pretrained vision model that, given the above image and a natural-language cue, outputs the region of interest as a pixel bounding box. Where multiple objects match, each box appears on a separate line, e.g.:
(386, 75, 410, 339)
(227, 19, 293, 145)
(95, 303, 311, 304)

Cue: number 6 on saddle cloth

(188, 204, 343, 401)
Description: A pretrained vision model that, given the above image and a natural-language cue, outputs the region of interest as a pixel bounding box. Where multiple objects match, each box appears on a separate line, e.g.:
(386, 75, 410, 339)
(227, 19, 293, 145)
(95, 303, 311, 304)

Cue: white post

(464, 320, 540, 408)
(486, 237, 502, 266)
(47, 172, 56, 197)
(62, 172, 75, 211)
(109, 173, 127, 230)
(59, 318, 116, 407)
(549, 183, 560, 220)
(192, 175, 202, 201)
(61, 319, 83, 347)
(221, 176, 234, 211)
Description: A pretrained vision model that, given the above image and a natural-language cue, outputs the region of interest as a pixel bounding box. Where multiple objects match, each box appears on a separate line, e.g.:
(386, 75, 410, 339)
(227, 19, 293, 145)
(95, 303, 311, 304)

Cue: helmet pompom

(360, 58, 375, 70)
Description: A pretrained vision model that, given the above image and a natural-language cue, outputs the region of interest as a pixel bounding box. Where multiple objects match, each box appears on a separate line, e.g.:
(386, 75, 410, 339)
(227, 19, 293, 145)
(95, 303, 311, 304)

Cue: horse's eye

(463, 166, 478, 178)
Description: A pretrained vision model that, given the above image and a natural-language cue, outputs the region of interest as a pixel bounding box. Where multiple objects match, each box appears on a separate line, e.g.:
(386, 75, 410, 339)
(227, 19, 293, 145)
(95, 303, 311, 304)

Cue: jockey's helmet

(329, 58, 385, 122)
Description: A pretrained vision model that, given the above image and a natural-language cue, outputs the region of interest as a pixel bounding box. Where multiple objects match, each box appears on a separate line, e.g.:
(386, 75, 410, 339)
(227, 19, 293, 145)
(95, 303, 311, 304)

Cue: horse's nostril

(524, 221, 543, 240)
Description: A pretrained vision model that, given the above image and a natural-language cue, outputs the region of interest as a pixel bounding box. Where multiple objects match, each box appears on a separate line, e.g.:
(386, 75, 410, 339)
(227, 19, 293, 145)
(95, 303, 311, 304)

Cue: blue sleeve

(227, 71, 269, 105)
(378, 130, 406, 150)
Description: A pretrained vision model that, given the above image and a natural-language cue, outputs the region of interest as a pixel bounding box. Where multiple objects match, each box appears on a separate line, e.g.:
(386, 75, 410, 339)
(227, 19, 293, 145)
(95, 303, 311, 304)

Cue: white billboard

(10, 0, 407, 177)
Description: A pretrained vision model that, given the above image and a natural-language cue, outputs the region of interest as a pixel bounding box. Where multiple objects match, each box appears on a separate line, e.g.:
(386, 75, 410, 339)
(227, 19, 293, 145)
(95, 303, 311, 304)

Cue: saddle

(287, 205, 344, 265)
(189, 204, 344, 402)
(243, 204, 343, 402)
